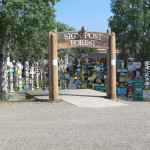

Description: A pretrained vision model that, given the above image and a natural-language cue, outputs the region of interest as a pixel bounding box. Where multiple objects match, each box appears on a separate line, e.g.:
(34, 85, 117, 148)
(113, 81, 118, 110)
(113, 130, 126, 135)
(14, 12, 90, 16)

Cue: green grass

(0, 99, 7, 103)
(49, 99, 63, 103)
(143, 99, 150, 102)
(14, 87, 19, 92)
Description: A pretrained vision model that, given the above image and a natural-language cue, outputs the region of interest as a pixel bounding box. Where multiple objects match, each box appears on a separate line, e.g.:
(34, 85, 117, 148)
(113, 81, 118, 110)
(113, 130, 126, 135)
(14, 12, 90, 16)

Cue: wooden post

(109, 32, 116, 99)
(48, 31, 53, 100)
(107, 30, 111, 99)
(48, 29, 59, 101)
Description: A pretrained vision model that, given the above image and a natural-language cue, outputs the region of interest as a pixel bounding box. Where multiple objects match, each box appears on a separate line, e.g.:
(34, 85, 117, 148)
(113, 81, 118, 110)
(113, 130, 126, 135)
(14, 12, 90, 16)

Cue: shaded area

(59, 93, 107, 99)
(7, 99, 49, 103)
(25, 90, 108, 101)
(8, 91, 50, 102)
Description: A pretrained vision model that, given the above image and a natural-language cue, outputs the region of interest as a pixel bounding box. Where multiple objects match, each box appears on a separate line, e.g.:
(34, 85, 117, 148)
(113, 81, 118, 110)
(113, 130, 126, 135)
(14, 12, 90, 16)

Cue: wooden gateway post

(107, 30, 116, 99)
(48, 28, 116, 101)
(48, 29, 59, 100)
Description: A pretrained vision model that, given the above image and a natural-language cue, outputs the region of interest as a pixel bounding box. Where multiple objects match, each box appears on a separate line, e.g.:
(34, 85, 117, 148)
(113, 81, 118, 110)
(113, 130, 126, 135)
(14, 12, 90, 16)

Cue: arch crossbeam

(57, 30, 109, 50)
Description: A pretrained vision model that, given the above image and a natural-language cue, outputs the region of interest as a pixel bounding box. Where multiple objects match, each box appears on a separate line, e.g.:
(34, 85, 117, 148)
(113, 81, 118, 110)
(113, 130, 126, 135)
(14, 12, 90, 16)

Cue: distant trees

(109, 0, 150, 62)
(57, 22, 76, 32)
(0, 0, 60, 62)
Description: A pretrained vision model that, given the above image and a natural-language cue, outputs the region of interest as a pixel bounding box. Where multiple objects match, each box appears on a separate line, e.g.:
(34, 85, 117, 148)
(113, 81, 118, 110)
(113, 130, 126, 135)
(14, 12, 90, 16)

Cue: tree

(57, 22, 76, 32)
(0, 0, 60, 100)
(73, 47, 98, 55)
(9, 31, 49, 62)
(109, 0, 150, 62)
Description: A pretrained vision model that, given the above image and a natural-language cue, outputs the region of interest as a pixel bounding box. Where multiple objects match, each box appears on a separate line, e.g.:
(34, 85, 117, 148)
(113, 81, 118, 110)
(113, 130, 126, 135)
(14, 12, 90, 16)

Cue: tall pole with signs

(48, 28, 116, 100)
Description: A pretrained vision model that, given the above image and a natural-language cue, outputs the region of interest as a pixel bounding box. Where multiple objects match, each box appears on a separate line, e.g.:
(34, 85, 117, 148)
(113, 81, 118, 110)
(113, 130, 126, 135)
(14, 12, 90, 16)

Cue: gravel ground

(0, 100, 150, 150)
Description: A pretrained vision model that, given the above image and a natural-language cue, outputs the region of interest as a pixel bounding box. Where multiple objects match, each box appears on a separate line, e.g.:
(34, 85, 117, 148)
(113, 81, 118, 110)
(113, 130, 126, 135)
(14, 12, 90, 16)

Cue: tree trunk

(0, 44, 8, 101)
(0, 54, 2, 99)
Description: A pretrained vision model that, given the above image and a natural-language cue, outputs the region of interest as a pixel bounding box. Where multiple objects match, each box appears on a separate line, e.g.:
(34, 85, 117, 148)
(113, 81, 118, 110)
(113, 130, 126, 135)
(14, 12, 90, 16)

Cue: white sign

(111, 59, 115, 65)
(96, 67, 100, 71)
(133, 62, 141, 68)
(104, 75, 107, 79)
(52, 59, 57, 66)
(89, 76, 92, 80)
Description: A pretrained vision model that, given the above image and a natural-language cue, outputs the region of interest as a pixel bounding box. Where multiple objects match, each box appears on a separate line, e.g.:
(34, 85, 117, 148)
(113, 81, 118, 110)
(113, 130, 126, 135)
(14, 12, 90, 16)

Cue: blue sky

(54, 0, 113, 33)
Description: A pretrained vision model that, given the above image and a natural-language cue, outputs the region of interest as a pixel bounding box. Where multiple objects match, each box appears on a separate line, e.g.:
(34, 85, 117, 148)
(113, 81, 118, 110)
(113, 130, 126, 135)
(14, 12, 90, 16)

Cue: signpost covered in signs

(48, 27, 116, 101)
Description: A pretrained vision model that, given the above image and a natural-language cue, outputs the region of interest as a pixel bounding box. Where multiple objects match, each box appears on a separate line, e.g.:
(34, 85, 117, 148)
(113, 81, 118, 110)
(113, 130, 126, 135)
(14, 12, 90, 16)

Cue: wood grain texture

(57, 31, 110, 49)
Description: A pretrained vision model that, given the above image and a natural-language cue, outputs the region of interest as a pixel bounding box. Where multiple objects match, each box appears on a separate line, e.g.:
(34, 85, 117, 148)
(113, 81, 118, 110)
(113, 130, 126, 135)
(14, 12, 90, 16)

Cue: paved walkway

(26, 89, 128, 108)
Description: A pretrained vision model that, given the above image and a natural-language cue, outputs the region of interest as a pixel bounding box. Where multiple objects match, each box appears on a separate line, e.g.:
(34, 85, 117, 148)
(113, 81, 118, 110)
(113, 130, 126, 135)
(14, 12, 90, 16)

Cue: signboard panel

(57, 31, 110, 49)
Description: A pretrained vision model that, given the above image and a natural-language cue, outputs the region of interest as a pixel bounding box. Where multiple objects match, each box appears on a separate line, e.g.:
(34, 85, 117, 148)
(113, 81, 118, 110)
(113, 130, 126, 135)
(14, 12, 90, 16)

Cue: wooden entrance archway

(48, 28, 116, 100)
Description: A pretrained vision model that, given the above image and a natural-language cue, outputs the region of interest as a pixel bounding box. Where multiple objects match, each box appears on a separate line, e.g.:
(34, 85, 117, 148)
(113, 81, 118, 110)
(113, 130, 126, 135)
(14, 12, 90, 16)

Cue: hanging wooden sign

(57, 31, 109, 49)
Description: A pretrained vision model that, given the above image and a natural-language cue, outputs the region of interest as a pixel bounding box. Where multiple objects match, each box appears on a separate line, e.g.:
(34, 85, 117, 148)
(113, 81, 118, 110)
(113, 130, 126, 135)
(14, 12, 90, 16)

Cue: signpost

(48, 27, 116, 100)
(57, 31, 109, 49)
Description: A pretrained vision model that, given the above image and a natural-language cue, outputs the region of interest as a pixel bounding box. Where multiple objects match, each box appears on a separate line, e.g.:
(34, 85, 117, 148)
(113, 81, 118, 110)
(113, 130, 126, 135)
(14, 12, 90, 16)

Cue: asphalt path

(0, 99, 150, 150)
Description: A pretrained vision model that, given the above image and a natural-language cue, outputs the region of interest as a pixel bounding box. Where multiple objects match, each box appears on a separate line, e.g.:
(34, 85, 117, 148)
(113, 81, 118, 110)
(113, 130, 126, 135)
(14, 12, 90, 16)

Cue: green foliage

(57, 22, 76, 32)
(109, 0, 150, 62)
(58, 48, 75, 59)
(0, 0, 60, 61)
(58, 47, 98, 60)
(73, 47, 98, 55)
(49, 99, 63, 103)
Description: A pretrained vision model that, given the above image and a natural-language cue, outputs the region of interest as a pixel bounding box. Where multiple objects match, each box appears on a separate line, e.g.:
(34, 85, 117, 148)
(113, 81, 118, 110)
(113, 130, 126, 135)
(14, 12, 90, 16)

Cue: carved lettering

(58, 31, 109, 49)
(64, 33, 68, 40)
(84, 33, 103, 40)
(71, 40, 96, 47)
(64, 33, 82, 40)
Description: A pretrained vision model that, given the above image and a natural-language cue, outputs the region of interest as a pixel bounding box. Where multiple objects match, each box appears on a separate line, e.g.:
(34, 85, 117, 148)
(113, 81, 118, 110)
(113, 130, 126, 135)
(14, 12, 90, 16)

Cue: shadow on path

(59, 93, 107, 99)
